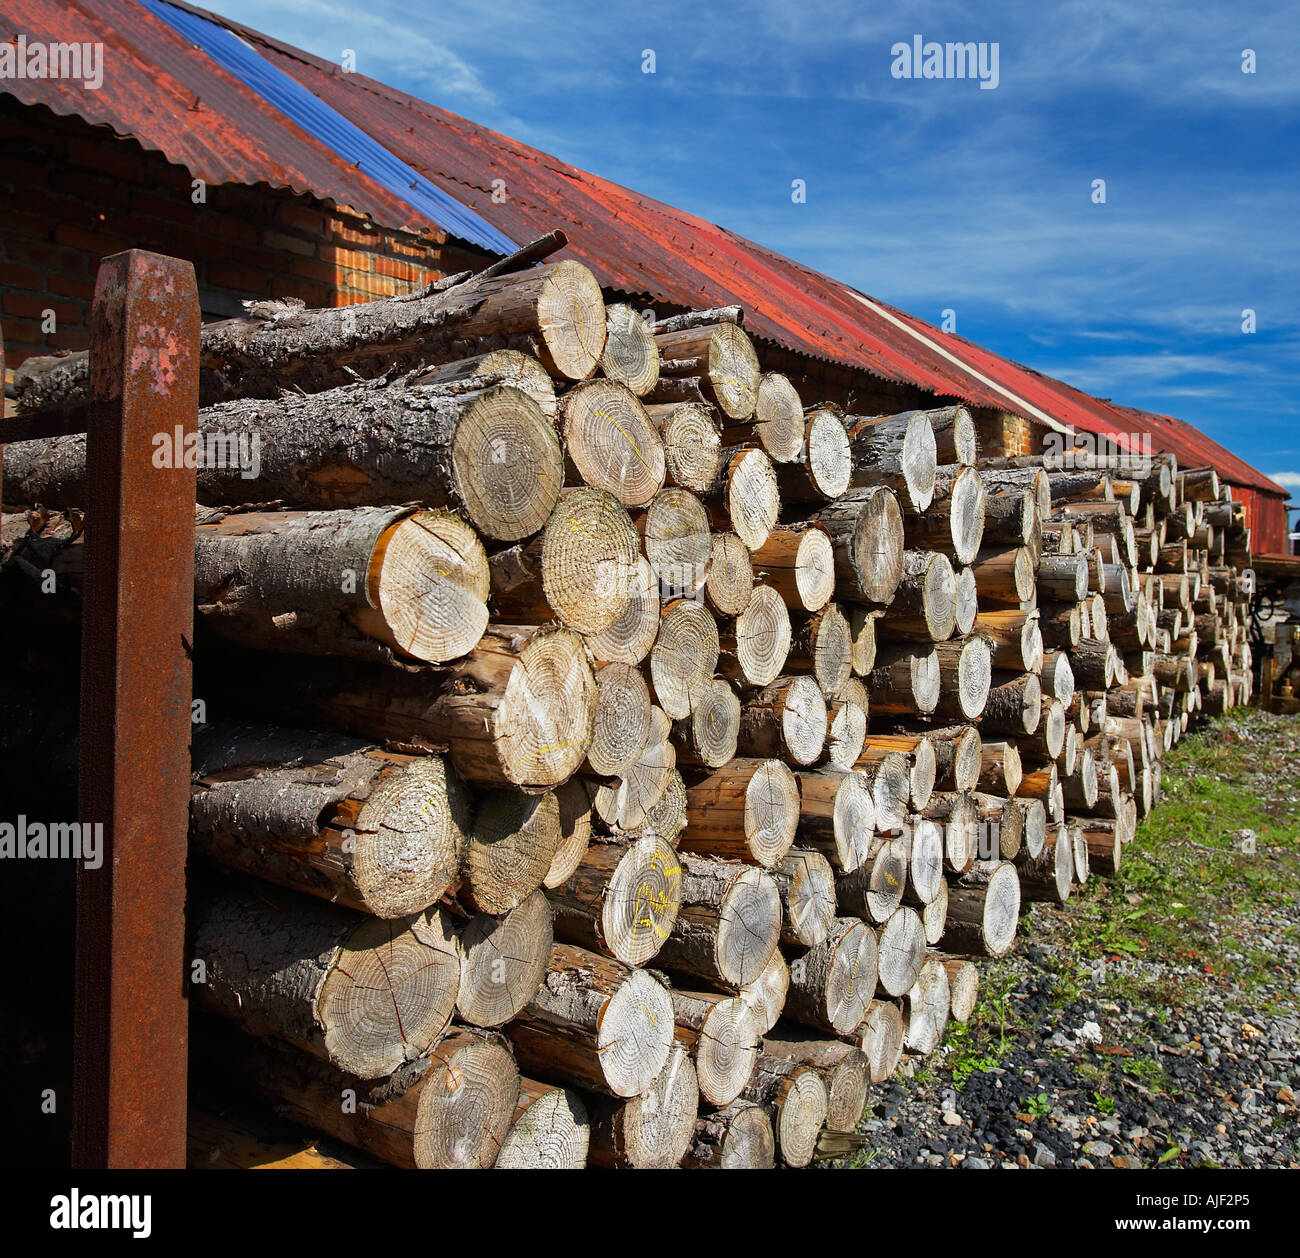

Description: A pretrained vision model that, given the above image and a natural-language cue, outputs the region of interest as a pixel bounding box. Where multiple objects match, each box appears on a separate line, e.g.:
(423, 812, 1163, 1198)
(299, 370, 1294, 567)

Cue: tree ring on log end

(777, 1069, 829, 1167)
(317, 906, 461, 1078)
(536, 259, 608, 380)
(450, 385, 564, 542)
(413, 1034, 519, 1168)
(369, 509, 489, 663)
(563, 380, 666, 508)
(743, 759, 801, 866)
(350, 754, 468, 917)
(599, 968, 675, 1097)
(601, 836, 683, 968)
(539, 488, 640, 635)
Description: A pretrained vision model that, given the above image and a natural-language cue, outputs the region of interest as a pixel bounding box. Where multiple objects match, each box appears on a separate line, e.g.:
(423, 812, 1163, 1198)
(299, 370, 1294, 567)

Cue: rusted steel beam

(73, 251, 200, 1169)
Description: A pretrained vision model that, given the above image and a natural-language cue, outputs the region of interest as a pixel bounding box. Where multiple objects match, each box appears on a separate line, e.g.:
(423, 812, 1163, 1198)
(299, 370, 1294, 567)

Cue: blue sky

(211, 0, 1299, 501)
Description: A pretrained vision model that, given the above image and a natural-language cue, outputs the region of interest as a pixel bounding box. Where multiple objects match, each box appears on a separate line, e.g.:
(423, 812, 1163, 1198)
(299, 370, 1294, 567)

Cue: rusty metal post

(73, 251, 200, 1168)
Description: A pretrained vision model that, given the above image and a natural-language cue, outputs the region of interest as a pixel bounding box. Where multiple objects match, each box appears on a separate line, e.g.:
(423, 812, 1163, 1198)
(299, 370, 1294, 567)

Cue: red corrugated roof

(4, 0, 1285, 507)
(0, 0, 425, 231)
(212, 8, 1287, 502)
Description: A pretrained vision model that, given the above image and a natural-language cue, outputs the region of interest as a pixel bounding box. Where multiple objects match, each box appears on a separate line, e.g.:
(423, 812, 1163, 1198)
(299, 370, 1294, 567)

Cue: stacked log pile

(0, 239, 1256, 1170)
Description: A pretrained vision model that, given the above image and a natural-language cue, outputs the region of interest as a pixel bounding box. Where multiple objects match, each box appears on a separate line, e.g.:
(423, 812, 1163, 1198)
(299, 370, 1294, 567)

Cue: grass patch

(1060, 711, 1300, 1011)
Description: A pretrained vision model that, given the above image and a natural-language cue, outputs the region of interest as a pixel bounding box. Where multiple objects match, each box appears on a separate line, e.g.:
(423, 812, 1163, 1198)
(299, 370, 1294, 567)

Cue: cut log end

(413, 1031, 521, 1169)
(451, 385, 565, 541)
(457, 888, 555, 1027)
(535, 259, 609, 380)
(495, 1082, 591, 1169)
(563, 380, 666, 507)
(600, 303, 660, 396)
(319, 908, 463, 1079)
(493, 626, 597, 788)
(368, 509, 490, 663)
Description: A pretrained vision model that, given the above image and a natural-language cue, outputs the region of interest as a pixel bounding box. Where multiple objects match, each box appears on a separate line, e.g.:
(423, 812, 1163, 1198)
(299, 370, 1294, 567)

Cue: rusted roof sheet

(1111, 404, 1288, 498)
(225, 11, 1286, 500)
(0, 0, 426, 231)
(5, 0, 1285, 508)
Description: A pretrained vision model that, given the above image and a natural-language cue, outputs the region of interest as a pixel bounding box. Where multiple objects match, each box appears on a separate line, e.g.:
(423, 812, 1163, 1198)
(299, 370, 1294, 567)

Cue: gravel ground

(843, 711, 1300, 1170)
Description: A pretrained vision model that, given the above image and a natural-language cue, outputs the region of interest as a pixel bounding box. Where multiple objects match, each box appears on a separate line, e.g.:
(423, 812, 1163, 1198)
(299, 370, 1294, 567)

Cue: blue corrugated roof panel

(140, 0, 516, 255)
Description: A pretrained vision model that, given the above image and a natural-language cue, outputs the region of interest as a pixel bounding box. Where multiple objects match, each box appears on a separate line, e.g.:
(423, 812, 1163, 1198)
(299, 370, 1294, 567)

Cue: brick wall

(0, 98, 488, 368)
(970, 408, 1042, 457)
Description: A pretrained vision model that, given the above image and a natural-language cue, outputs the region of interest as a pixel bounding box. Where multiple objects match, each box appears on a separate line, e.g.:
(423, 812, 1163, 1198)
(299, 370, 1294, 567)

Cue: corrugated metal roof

(1110, 405, 1288, 498)
(4, 0, 1285, 508)
(0, 0, 427, 231)
(215, 8, 1286, 501)
(138, 0, 514, 253)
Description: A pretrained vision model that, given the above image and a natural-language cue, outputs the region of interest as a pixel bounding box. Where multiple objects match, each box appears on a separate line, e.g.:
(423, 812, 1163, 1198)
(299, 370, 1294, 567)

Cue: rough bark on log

(192, 878, 461, 1078)
(14, 258, 604, 412)
(737, 675, 828, 766)
(194, 506, 490, 665)
(236, 625, 596, 791)
(680, 758, 800, 866)
(835, 837, 907, 924)
(879, 549, 955, 641)
(507, 944, 675, 1097)
(9, 375, 566, 543)
(980, 670, 1043, 735)
(866, 644, 940, 716)
(201, 1018, 519, 1169)
(751, 524, 835, 612)
(189, 725, 468, 918)
(931, 636, 993, 722)
(905, 465, 986, 564)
